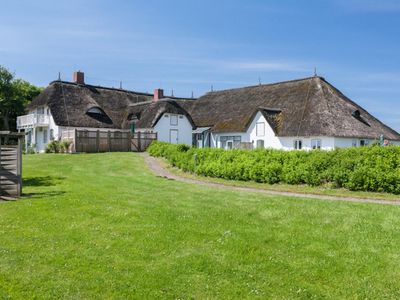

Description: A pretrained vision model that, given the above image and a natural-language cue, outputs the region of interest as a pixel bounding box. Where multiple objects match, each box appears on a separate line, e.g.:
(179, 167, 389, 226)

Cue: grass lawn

(1, 153, 400, 299)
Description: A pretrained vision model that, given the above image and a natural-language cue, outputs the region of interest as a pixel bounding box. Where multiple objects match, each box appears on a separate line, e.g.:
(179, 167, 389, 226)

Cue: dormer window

(128, 113, 140, 121)
(86, 107, 112, 124)
(87, 107, 104, 115)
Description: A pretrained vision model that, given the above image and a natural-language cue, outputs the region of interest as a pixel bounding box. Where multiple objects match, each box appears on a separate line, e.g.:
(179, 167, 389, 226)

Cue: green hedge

(148, 141, 400, 194)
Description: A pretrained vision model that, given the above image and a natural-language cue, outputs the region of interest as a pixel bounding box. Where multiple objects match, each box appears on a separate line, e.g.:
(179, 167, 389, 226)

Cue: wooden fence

(61, 129, 157, 153)
(0, 132, 23, 198)
(131, 132, 157, 152)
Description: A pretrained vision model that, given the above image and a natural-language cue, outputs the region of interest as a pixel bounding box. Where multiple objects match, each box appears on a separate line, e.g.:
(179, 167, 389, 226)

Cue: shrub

(45, 141, 61, 153)
(147, 141, 400, 194)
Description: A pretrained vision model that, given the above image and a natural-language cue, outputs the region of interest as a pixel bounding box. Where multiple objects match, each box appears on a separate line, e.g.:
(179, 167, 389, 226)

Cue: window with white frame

(50, 129, 54, 140)
(311, 139, 321, 150)
(294, 139, 302, 150)
(360, 139, 369, 147)
(256, 122, 265, 136)
(220, 136, 241, 149)
(352, 139, 357, 147)
(170, 115, 178, 126)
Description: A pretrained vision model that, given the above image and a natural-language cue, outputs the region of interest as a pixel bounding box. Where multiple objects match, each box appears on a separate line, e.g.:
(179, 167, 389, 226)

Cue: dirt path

(142, 153, 400, 206)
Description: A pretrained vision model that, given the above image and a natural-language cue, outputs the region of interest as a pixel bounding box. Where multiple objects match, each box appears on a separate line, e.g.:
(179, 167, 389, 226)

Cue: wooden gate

(131, 132, 157, 152)
(0, 132, 23, 198)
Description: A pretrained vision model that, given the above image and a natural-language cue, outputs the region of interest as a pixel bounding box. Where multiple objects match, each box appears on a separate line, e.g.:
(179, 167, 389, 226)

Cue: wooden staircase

(0, 145, 22, 197)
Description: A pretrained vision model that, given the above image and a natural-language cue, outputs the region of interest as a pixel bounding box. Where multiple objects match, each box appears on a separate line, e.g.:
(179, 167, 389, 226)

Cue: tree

(0, 66, 42, 131)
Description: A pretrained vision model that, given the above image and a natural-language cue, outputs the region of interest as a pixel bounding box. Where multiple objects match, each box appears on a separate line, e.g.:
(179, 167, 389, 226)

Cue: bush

(45, 141, 61, 153)
(147, 141, 400, 194)
(45, 140, 72, 154)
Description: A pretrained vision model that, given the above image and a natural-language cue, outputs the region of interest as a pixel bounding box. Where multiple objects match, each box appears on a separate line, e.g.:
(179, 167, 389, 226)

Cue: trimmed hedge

(148, 141, 400, 194)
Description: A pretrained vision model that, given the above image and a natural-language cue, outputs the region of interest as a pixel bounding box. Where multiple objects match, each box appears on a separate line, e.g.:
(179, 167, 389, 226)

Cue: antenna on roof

(314, 67, 317, 77)
(191, 91, 194, 99)
(258, 76, 261, 86)
(119, 81, 122, 89)
(171, 89, 174, 97)
(58, 72, 61, 81)
(211, 84, 214, 92)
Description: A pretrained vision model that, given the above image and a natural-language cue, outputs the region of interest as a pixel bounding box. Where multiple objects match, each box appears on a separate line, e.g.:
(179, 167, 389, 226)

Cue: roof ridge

(204, 76, 320, 94)
(49, 80, 193, 100)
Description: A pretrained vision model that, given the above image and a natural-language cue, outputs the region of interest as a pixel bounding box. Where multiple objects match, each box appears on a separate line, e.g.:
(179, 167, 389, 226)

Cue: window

(37, 107, 44, 114)
(43, 129, 48, 144)
(311, 139, 321, 150)
(87, 107, 104, 114)
(360, 139, 369, 147)
(170, 115, 178, 126)
(352, 139, 357, 147)
(256, 122, 265, 136)
(256, 140, 265, 148)
(50, 129, 54, 141)
(294, 139, 302, 150)
(86, 107, 112, 124)
(220, 136, 241, 149)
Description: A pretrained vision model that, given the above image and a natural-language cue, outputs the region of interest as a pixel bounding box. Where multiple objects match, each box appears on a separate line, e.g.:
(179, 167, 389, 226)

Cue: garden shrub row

(148, 141, 400, 194)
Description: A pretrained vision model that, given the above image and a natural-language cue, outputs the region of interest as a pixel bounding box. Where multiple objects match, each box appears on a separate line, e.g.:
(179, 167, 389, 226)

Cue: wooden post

(127, 132, 130, 152)
(108, 131, 111, 152)
(74, 129, 78, 153)
(96, 130, 100, 152)
(17, 137, 22, 196)
(138, 131, 141, 152)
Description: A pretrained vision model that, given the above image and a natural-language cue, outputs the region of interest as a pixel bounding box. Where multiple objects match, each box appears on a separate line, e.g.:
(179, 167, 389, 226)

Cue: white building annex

(17, 71, 400, 152)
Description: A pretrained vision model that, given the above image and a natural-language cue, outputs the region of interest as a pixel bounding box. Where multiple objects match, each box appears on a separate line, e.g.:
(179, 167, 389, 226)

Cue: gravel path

(142, 153, 400, 206)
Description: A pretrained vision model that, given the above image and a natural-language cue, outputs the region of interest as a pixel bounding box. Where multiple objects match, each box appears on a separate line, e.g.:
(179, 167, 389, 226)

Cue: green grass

(1, 153, 400, 299)
(162, 158, 400, 201)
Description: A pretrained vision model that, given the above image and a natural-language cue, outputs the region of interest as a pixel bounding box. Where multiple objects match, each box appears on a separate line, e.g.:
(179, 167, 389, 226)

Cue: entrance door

(169, 129, 178, 144)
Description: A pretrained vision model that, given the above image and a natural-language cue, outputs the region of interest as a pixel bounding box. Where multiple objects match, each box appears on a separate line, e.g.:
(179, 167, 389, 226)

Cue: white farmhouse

(186, 76, 400, 149)
(17, 72, 194, 152)
(18, 72, 400, 152)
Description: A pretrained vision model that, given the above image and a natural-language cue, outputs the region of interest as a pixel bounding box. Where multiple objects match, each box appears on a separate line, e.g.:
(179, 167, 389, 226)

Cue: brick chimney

(153, 88, 164, 101)
(73, 71, 85, 84)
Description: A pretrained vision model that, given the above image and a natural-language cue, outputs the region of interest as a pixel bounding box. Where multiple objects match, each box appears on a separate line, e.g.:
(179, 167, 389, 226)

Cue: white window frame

(311, 139, 321, 150)
(294, 139, 302, 150)
(226, 140, 234, 150)
(170, 115, 178, 126)
(256, 122, 265, 137)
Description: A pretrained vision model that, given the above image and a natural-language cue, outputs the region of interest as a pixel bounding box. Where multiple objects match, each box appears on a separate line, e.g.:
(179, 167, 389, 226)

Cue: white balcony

(17, 114, 50, 129)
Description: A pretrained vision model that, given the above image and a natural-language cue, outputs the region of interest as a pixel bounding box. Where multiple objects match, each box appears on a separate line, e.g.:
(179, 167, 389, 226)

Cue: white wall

(248, 112, 283, 149)
(279, 136, 335, 150)
(153, 113, 193, 145)
(212, 132, 249, 149)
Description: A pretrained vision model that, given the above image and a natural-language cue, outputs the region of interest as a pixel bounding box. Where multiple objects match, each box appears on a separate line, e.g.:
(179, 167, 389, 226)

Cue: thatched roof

(185, 76, 400, 140)
(28, 77, 400, 141)
(28, 81, 189, 129)
(122, 99, 196, 130)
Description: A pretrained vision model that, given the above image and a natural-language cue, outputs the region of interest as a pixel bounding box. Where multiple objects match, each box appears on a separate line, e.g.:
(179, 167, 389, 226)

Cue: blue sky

(1, 0, 400, 131)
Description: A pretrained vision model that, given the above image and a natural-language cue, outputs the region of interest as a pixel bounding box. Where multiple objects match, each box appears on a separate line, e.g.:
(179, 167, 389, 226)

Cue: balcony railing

(17, 114, 50, 129)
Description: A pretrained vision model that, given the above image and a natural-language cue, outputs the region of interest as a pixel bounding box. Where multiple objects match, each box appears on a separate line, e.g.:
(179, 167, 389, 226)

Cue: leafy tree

(0, 66, 42, 131)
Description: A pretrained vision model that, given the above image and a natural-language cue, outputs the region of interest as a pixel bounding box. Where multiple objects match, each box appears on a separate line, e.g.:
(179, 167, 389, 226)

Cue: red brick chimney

(153, 88, 164, 101)
(73, 71, 85, 84)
